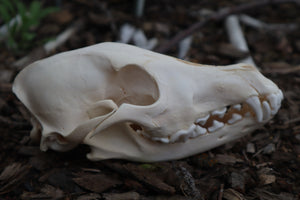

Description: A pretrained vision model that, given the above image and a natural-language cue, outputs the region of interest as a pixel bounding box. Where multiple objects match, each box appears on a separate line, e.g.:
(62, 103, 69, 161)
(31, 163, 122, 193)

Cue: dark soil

(0, 1, 299, 199)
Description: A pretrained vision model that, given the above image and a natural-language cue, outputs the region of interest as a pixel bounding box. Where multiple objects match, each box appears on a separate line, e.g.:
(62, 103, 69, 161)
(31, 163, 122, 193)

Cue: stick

(225, 15, 256, 67)
(239, 14, 298, 31)
(155, 0, 300, 54)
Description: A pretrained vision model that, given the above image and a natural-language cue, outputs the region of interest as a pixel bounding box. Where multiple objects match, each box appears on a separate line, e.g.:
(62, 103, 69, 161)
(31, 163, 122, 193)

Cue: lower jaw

(122, 117, 261, 162)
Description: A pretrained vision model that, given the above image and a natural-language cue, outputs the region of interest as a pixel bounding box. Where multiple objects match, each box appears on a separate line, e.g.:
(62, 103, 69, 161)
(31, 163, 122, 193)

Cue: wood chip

(223, 188, 246, 200)
(215, 154, 244, 165)
(0, 162, 31, 194)
(73, 173, 121, 193)
(103, 192, 140, 200)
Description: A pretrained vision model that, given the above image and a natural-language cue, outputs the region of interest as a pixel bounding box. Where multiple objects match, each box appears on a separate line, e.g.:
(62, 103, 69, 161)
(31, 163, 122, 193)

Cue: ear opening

(112, 64, 159, 106)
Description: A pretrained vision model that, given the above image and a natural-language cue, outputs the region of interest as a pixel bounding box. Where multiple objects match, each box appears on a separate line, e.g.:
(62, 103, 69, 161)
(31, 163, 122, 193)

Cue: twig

(135, 0, 146, 18)
(218, 184, 224, 200)
(239, 14, 298, 31)
(155, 0, 300, 53)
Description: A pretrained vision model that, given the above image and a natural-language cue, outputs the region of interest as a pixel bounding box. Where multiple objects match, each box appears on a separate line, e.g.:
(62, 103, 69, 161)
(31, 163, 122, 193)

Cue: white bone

(12, 42, 283, 162)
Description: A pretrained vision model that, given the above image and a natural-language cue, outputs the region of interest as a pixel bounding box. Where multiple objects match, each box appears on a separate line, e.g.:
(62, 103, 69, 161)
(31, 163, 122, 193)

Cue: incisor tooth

(228, 113, 242, 124)
(246, 96, 263, 122)
(196, 114, 210, 125)
(262, 101, 271, 120)
(267, 92, 282, 115)
(212, 107, 227, 118)
(208, 120, 224, 132)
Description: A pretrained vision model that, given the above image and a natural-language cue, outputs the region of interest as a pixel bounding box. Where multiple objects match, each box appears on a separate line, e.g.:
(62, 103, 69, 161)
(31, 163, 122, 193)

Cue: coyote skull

(13, 42, 283, 162)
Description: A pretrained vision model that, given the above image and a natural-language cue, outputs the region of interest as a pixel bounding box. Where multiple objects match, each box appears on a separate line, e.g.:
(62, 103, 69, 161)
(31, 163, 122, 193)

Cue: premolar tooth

(195, 125, 207, 135)
(246, 96, 263, 122)
(211, 107, 227, 118)
(262, 101, 271, 120)
(187, 124, 197, 138)
(208, 120, 224, 132)
(232, 104, 242, 111)
(196, 114, 210, 125)
(228, 113, 243, 124)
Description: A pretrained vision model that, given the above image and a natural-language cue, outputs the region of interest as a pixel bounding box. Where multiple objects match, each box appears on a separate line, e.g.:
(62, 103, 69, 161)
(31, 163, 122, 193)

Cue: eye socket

(129, 123, 143, 132)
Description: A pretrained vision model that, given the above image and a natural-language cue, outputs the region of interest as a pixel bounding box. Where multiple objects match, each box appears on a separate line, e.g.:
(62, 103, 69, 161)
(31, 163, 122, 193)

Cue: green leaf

(22, 32, 35, 41)
(15, 0, 27, 20)
(0, 5, 12, 22)
(1, 0, 15, 14)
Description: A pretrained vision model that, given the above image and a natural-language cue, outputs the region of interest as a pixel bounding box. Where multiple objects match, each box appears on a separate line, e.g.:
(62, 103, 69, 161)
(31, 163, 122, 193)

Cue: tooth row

(138, 91, 283, 144)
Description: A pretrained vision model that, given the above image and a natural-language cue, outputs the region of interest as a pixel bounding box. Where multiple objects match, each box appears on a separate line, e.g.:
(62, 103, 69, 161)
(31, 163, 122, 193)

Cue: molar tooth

(152, 137, 170, 143)
(246, 96, 263, 122)
(211, 107, 227, 118)
(208, 120, 224, 132)
(196, 114, 210, 125)
(232, 104, 242, 111)
(228, 113, 243, 124)
(262, 101, 271, 120)
(170, 129, 188, 143)
(195, 125, 207, 136)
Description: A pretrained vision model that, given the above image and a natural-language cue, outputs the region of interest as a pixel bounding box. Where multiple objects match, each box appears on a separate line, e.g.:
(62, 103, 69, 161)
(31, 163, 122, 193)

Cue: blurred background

(0, 0, 299, 199)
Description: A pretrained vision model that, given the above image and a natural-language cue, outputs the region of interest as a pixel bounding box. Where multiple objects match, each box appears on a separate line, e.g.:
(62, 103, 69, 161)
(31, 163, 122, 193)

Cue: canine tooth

(195, 125, 207, 135)
(228, 113, 242, 124)
(196, 114, 210, 125)
(208, 120, 224, 132)
(246, 96, 263, 122)
(212, 107, 227, 118)
(232, 104, 242, 111)
(262, 101, 271, 120)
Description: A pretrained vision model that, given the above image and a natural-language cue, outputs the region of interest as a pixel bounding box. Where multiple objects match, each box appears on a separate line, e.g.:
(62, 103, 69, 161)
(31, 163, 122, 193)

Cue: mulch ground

(0, 0, 299, 199)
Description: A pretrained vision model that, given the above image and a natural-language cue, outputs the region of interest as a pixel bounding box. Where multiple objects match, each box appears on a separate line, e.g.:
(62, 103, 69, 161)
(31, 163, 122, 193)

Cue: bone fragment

(225, 15, 256, 67)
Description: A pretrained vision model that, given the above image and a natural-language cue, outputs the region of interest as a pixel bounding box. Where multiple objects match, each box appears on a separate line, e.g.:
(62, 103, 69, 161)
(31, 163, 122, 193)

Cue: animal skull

(13, 42, 283, 162)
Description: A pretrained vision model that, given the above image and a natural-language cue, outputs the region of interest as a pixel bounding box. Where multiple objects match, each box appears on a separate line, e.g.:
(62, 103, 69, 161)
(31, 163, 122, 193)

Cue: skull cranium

(13, 42, 283, 162)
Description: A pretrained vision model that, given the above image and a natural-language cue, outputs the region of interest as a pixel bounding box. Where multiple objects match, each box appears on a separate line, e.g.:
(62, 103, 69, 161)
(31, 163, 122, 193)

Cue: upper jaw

(133, 89, 283, 144)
